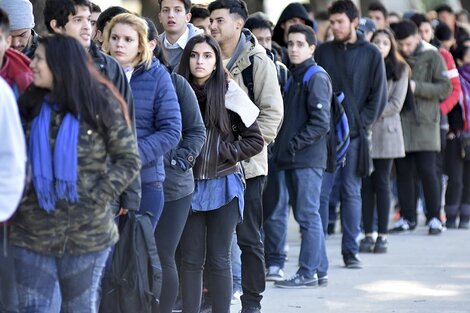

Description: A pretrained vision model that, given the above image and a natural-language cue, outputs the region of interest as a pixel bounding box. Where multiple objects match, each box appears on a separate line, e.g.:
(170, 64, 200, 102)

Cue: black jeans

(236, 176, 266, 309)
(155, 194, 192, 313)
(395, 151, 441, 223)
(361, 159, 393, 234)
(0, 226, 19, 313)
(180, 198, 239, 313)
(445, 136, 470, 217)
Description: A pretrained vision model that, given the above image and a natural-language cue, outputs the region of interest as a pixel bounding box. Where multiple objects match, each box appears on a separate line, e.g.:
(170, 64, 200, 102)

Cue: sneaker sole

(266, 275, 284, 282)
(274, 283, 318, 289)
(345, 263, 363, 269)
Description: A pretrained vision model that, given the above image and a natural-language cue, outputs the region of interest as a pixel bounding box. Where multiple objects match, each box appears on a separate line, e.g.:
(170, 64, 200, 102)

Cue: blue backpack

(284, 65, 350, 172)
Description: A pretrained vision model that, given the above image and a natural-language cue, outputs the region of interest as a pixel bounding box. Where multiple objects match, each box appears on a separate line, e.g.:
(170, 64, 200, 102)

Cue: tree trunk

(461, 0, 470, 12)
(310, 0, 332, 14)
(359, 0, 382, 16)
(141, 0, 160, 31)
(30, 0, 46, 35)
(245, 0, 263, 14)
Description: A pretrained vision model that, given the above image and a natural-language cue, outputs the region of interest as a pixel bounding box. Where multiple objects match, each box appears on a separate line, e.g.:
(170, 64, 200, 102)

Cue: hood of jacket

(227, 29, 266, 73)
(273, 3, 314, 47)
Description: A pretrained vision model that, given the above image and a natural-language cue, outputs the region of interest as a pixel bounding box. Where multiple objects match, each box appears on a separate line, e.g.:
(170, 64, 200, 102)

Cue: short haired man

(208, 0, 283, 312)
(436, 4, 470, 47)
(273, 23, 331, 289)
(367, 1, 388, 29)
(0, 8, 33, 98)
(90, 2, 101, 40)
(158, 0, 202, 70)
(391, 20, 451, 235)
(190, 5, 211, 35)
(315, 0, 387, 269)
(0, 0, 39, 59)
(44, 0, 141, 214)
(93, 6, 129, 48)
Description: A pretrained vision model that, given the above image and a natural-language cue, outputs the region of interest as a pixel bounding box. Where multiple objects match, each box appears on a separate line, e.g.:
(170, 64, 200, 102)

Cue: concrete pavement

(231, 215, 470, 313)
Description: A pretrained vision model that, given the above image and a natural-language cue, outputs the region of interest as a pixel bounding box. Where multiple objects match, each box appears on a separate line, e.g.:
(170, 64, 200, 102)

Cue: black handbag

(461, 132, 470, 161)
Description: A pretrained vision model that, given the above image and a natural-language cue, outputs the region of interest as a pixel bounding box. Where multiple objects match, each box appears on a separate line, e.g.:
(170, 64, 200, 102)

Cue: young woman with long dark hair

(360, 28, 409, 253)
(177, 34, 263, 313)
(103, 13, 181, 228)
(10, 34, 141, 312)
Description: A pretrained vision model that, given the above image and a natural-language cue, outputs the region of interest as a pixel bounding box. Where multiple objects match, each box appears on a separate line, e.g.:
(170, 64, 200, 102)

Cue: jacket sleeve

(219, 118, 264, 165)
(0, 83, 26, 222)
(170, 73, 206, 170)
(252, 53, 284, 145)
(109, 56, 142, 211)
(138, 69, 182, 166)
(91, 97, 141, 206)
(290, 72, 331, 152)
(360, 52, 388, 128)
(439, 51, 461, 115)
(381, 67, 409, 118)
(414, 53, 452, 100)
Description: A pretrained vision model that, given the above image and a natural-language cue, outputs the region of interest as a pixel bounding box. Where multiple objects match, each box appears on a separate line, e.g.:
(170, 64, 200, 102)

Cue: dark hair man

(0, 0, 39, 59)
(158, 0, 202, 70)
(367, 1, 388, 29)
(391, 20, 451, 235)
(44, 0, 141, 214)
(272, 23, 331, 289)
(190, 5, 211, 35)
(435, 4, 470, 47)
(93, 6, 129, 47)
(315, 0, 387, 269)
(90, 2, 101, 41)
(208, 0, 283, 312)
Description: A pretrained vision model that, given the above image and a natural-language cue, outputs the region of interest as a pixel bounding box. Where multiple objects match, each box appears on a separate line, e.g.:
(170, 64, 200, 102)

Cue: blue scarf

(29, 101, 79, 212)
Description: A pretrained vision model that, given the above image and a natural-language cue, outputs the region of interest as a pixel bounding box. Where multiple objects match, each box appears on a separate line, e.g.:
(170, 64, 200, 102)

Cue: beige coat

(228, 31, 284, 179)
(371, 67, 408, 159)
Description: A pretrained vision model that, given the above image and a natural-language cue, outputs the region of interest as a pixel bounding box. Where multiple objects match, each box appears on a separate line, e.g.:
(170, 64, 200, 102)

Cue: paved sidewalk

(231, 216, 470, 313)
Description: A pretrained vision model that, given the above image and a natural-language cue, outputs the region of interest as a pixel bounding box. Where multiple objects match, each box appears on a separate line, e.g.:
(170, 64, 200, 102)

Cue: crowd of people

(0, 0, 469, 312)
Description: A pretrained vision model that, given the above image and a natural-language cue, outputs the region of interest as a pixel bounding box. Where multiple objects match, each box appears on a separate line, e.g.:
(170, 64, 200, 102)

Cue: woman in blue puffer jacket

(103, 13, 182, 227)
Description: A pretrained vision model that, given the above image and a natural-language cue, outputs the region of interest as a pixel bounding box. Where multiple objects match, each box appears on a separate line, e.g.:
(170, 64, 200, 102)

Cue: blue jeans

(140, 181, 165, 228)
(13, 246, 109, 313)
(263, 170, 289, 268)
(284, 167, 326, 278)
(230, 232, 242, 292)
(320, 138, 362, 255)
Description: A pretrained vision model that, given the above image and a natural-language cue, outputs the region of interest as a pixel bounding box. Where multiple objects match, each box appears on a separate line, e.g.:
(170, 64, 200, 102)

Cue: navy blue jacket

(315, 32, 387, 138)
(274, 58, 331, 170)
(131, 58, 182, 183)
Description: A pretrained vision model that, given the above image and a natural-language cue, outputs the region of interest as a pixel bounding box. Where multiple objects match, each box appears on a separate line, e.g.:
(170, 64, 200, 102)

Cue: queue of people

(0, 0, 469, 313)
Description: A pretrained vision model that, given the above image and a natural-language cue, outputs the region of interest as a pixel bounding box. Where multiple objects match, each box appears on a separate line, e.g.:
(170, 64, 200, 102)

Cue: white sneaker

(231, 290, 242, 305)
(428, 217, 443, 235)
(266, 266, 284, 281)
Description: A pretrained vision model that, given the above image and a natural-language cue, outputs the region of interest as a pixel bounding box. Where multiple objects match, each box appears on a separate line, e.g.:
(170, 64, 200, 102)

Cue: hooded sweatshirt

(272, 3, 314, 48)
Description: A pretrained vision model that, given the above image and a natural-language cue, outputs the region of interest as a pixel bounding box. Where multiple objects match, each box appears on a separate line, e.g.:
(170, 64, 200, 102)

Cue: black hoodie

(273, 3, 314, 48)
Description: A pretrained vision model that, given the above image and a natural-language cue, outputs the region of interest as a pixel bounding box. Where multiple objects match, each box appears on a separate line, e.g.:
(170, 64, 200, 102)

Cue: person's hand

(116, 207, 128, 217)
(410, 80, 416, 93)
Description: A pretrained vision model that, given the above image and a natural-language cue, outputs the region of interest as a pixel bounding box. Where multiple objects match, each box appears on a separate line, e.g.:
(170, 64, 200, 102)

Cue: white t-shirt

(0, 77, 26, 222)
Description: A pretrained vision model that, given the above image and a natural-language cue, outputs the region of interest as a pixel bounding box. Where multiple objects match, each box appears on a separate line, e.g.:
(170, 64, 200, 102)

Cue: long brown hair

(371, 28, 408, 81)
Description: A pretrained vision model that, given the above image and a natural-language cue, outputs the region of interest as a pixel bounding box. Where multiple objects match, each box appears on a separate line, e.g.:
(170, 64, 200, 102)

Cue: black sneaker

(240, 306, 261, 313)
(274, 273, 318, 289)
(459, 216, 469, 229)
(343, 253, 363, 269)
(359, 236, 375, 253)
(373, 236, 388, 253)
(327, 222, 335, 235)
(317, 273, 328, 287)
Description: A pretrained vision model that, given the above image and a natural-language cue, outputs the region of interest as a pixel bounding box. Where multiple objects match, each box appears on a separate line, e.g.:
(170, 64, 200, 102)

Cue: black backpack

(283, 65, 350, 173)
(99, 212, 162, 313)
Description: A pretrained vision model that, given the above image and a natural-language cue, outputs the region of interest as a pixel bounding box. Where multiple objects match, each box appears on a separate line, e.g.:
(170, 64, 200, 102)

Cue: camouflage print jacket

(10, 92, 141, 256)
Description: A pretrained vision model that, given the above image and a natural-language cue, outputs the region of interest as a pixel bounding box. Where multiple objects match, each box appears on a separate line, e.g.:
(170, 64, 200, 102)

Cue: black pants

(155, 194, 192, 313)
(180, 198, 239, 313)
(0, 225, 19, 313)
(395, 151, 441, 223)
(436, 129, 447, 205)
(236, 176, 266, 309)
(362, 159, 393, 234)
(445, 136, 470, 217)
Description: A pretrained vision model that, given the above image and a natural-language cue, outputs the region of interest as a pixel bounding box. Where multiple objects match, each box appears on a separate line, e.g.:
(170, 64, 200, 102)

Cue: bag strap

(241, 55, 255, 102)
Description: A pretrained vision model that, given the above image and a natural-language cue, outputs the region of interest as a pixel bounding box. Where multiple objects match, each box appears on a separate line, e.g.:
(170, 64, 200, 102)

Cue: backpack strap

(241, 55, 255, 102)
(284, 65, 326, 95)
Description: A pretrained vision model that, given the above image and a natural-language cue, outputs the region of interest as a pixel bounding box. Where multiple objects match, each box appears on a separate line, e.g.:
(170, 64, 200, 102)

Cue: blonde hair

(102, 13, 153, 70)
